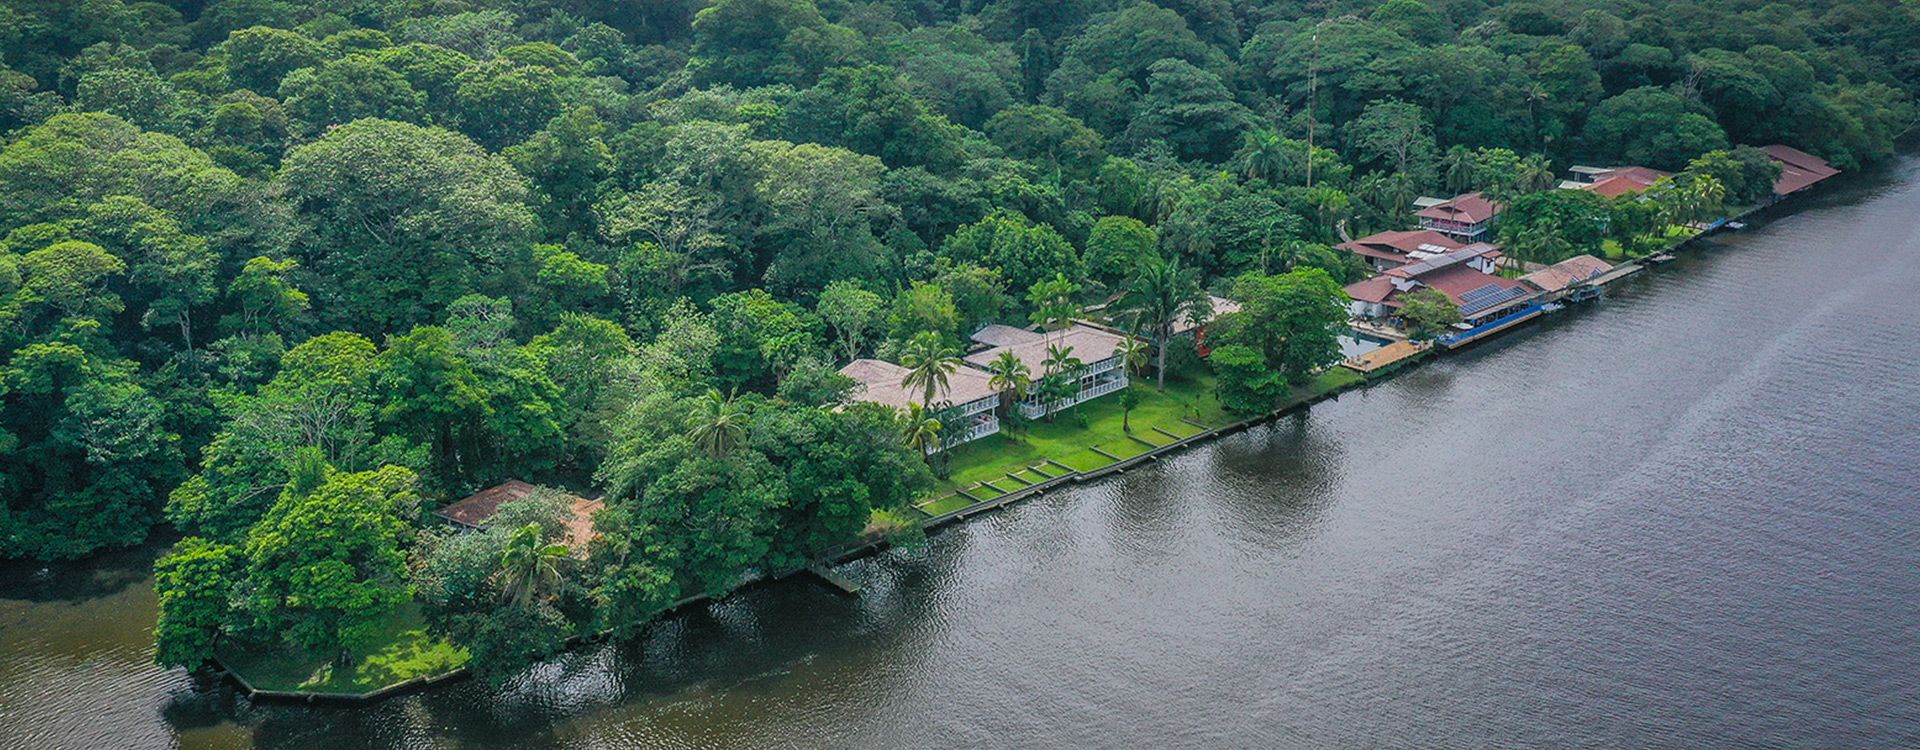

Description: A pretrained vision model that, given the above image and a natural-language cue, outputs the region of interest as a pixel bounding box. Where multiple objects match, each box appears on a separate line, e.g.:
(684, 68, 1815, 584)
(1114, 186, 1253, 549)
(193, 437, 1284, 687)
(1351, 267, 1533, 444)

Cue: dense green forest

(1, 0, 1914, 679)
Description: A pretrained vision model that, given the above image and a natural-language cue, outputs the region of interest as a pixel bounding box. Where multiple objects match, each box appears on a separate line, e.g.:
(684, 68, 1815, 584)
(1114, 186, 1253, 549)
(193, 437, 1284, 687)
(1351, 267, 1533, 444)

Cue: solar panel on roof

(1455, 283, 1530, 316)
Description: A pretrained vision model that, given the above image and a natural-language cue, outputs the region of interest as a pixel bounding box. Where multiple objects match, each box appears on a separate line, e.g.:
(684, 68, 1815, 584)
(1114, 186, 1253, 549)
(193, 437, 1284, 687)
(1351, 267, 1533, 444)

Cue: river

(5, 157, 1920, 749)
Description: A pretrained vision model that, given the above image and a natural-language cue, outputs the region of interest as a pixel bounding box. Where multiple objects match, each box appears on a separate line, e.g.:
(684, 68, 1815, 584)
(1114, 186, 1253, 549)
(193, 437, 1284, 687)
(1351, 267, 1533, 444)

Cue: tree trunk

(1156, 331, 1168, 391)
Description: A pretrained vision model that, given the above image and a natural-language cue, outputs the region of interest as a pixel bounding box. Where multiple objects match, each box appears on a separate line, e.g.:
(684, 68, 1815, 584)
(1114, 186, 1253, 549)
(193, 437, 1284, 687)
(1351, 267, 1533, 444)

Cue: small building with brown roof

(1763, 144, 1840, 197)
(1519, 255, 1614, 300)
(435, 480, 605, 551)
(1336, 230, 1466, 271)
(1415, 192, 1503, 241)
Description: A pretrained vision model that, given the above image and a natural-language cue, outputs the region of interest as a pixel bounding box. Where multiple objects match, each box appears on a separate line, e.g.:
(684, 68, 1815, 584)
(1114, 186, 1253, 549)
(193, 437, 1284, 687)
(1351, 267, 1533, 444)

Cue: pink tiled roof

(436, 480, 602, 550)
(1346, 247, 1531, 312)
(963, 323, 1130, 374)
(1343, 276, 1396, 305)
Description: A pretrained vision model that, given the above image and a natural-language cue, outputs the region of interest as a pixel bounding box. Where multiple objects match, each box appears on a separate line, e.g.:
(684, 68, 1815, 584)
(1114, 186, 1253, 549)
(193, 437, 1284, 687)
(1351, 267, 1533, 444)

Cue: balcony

(1017, 372, 1130, 419)
(1419, 218, 1491, 239)
(937, 412, 999, 451)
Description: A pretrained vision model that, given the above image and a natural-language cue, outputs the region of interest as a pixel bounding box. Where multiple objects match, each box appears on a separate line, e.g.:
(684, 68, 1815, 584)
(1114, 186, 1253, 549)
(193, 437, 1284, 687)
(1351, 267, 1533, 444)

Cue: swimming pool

(1338, 330, 1393, 359)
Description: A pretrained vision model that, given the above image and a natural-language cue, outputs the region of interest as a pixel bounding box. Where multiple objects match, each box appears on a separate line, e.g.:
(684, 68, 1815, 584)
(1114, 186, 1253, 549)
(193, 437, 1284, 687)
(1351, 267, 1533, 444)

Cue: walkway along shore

(215, 188, 1819, 705)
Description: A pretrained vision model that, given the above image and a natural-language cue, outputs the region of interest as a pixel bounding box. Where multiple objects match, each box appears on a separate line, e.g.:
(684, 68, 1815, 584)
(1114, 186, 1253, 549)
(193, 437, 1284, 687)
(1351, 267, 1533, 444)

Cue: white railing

(1420, 218, 1491, 237)
(939, 414, 1000, 451)
(1018, 373, 1130, 419)
(1076, 376, 1128, 402)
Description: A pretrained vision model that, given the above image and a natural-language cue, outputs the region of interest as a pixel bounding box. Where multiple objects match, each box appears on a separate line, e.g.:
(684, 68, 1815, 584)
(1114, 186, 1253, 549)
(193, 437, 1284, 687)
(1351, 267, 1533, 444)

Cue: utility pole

(1307, 26, 1320, 189)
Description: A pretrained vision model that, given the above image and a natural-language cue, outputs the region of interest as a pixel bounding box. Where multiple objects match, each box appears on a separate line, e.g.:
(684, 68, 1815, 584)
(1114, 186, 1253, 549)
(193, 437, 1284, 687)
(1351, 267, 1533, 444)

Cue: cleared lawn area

(219, 603, 468, 694)
(969, 483, 1006, 500)
(932, 377, 1227, 495)
(1055, 448, 1116, 473)
(1303, 366, 1365, 396)
(1604, 224, 1704, 261)
(922, 370, 1358, 505)
(918, 494, 975, 516)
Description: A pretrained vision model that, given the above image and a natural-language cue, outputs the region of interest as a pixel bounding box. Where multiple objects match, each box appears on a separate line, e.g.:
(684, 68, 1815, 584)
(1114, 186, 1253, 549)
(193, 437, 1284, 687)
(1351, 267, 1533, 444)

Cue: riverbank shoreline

(215, 183, 1827, 706)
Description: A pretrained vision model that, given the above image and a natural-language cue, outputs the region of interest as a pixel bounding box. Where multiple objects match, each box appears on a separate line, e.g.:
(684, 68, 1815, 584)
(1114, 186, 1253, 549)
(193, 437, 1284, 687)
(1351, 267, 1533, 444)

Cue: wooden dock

(1342, 340, 1426, 374)
(1586, 264, 1643, 287)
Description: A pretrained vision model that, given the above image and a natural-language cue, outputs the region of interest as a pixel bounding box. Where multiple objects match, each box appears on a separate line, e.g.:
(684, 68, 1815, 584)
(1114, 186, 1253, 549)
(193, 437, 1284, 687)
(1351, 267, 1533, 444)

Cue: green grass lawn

(1603, 224, 1703, 261)
(933, 376, 1228, 495)
(902, 369, 1363, 520)
(917, 494, 975, 516)
(1299, 366, 1366, 398)
(219, 603, 469, 694)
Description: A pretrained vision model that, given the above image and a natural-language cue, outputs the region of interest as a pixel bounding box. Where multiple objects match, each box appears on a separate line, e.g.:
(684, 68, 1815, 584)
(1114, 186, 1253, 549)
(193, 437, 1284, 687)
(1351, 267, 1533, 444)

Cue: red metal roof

(1336, 230, 1463, 264)
(1416, 264, 1530, 304)
(1764, 144, 1840, 195)
(1382, 244, 1502, 279)
(1344, 248, 1530, 312)
(1344, 275, 1396, 304)
(1415, 192, 1502, 224)
(1581, 166, 1669, 198)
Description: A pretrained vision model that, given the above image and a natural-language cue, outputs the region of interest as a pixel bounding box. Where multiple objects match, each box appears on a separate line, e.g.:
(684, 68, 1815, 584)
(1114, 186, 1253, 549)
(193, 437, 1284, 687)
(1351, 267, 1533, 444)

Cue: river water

(6, 158, 1920, 749)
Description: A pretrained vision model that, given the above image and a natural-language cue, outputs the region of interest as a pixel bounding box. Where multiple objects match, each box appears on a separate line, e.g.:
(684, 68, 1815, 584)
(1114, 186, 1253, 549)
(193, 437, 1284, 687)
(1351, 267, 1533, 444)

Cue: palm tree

(1650, 177, 1692, 228)
(900, 402, 943, 457)
(1117, 255, 1208, 391)
(1305, 185, 1351, 242)
(1382, 171, 1418, 219)
(497, 523, 570, 607)
(1517, 154, 1556, 193)
(984, 349, 1032, 416)
(1441, 145, 1476, 194)
(1522, 81, 1552, 149)
(898, 331, 960, 409)
(1045, 342, 1082, 376)
(1234, 129, 1289, 183)
(686, 388, 746, 458)
(1040, 343, 1084, 420)
(1116, 336, 1149, 381)
(1687, 174, 1727, 223)
(1025, 273, 1083, 349)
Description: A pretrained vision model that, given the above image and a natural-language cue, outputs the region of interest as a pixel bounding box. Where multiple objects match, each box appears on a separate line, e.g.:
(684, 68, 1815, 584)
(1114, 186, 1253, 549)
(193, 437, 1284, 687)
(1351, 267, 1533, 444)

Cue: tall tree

(1118, 256, 1208, 390)
(815, 280, 884, 363)
(240, 465, 420, 667)
(279, 119, 535, 333)
(496, 523, 571, 607)
(686, 389, 747, 459)
(898, 331, 959, 408)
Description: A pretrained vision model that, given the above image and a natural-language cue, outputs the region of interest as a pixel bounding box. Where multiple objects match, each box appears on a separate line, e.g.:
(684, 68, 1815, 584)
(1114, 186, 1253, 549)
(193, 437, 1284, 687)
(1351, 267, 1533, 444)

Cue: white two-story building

(964, 324, 1130, 419)
(838, 358, 1003, 449)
